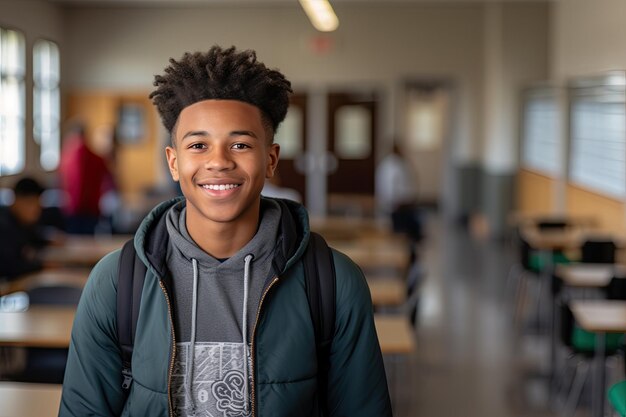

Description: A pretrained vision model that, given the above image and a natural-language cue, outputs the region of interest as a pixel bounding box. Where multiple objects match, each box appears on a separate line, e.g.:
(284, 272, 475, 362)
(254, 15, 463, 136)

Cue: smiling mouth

(201, 184, 241, 191)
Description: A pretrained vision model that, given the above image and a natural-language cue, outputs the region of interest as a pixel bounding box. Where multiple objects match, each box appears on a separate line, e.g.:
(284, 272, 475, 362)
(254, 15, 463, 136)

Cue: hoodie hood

(133, 196, 311, 284)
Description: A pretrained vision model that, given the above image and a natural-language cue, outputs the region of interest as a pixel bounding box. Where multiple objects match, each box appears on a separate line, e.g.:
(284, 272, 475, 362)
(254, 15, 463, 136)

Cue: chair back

(27, 285, 82, 306)
(537, 220, 568, 230)
(606, 276, 626, 300)
(580, 239, 616, 264)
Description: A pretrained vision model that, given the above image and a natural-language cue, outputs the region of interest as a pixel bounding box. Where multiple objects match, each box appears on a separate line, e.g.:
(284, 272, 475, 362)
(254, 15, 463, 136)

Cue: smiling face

(166, 99, 279, 234)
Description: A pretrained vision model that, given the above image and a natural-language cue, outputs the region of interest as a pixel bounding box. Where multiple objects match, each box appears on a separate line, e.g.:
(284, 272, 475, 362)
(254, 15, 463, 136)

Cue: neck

(186, 210, 260, 260)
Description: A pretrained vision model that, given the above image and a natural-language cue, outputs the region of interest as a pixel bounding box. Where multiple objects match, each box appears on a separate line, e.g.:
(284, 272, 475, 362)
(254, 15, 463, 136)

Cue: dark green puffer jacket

(59, 197, 392, 417)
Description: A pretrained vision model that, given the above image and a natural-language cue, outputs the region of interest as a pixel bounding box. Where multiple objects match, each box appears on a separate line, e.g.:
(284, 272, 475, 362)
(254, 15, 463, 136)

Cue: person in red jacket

(58, 122, 114, 234)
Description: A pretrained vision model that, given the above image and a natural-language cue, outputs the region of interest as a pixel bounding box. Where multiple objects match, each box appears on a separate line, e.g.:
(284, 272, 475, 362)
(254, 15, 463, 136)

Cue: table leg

(592, 332, 606, 417)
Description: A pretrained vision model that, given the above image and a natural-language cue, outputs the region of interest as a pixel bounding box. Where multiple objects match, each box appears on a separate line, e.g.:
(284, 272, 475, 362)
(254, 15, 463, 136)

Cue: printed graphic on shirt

(172, 342, 252, 417)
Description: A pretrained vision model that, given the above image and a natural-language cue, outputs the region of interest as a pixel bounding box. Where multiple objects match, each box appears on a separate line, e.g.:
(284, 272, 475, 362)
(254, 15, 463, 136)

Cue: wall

(552, 0, 626, 82)
(60, 3, 492, 213)
(0, 0, 65, 187)
(516, 169, 556, 215)
(543, 0, 626, 232)
(477, 2, 550, 236)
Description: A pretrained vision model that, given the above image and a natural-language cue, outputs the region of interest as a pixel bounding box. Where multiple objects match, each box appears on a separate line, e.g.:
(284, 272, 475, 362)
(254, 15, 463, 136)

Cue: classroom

(0, 1, 625, 416)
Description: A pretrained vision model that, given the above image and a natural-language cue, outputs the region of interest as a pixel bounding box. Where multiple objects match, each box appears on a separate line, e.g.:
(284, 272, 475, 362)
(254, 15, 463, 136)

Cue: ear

(266, 143, 280, 179)
(165, 146, 180, 182)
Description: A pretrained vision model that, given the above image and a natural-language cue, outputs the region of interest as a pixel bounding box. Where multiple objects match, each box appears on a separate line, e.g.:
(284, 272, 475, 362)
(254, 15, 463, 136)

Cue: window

(34, 39, 60, 171)
(520, 86, 561, 176)
(334, 105, 371, 159)
(0, 28, 25, 175)
(274, 106, 303, 159)
(569, 72, 626, 198)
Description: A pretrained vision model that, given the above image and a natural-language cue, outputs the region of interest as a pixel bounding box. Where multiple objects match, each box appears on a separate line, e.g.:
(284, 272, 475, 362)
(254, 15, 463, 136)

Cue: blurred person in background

(0, 177, 49, 280)
(375, 142, 423, 242)
(58, 121, 115, 234)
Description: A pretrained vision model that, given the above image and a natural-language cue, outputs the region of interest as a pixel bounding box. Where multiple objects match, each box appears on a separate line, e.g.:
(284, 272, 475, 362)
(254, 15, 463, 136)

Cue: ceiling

(43, 0, 552, 6)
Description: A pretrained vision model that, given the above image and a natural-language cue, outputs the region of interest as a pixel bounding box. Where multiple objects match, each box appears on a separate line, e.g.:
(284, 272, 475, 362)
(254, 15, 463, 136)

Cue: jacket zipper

(159, 280, 177, 417)
(250, 276, 279, 417)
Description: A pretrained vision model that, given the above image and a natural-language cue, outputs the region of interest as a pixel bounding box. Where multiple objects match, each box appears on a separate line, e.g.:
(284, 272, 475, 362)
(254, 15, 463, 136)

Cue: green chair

(558, 302, 625, 417)
(608, 380, 626, 417)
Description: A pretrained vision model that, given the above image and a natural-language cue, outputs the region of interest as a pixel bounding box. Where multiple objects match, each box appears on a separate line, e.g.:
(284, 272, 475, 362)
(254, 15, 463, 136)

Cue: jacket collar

(134, 196, 311, 280)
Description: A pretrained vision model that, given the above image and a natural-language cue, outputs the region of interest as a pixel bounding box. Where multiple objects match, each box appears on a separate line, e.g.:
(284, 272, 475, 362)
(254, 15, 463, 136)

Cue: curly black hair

(150, 45, 292, 142)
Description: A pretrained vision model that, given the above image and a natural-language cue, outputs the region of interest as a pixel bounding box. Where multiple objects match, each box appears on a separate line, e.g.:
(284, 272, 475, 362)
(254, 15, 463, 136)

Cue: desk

(335, 245, 409, 271)
(555, 263, 622, 288)
(310, 216, 394, 241)
(570, 300, 626, 417)
(374, 315, 415, 354)
(0, 268, 91, 296)
(0, 382, 62, 417)
(520, 226, 586, 252)
(0, 306, 74, 348)
(368, 280, 405, 307)
(42, 235, 130, 267)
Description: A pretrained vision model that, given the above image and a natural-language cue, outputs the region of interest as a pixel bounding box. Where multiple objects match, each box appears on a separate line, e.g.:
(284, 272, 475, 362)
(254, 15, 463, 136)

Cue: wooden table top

(374, 315, 415, 354)
(520, 226, 586, 251)
(368, 279, 406, 306)
(0, 382, 62, 417)
(570, 300, 626, 333)
(310, 216, 395, 241)
(42, 235, 131, 267)
(555, 263, 626, 288)
(0, 306, 75, 348)
(336, 245, 409, 270)
(0, 268, 91, 296)
(0, 306, 414, 357)
(508, 212, 598, 229)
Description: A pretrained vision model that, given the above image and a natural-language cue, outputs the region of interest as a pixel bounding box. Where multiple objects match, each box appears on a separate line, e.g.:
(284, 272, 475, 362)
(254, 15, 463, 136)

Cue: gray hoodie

(165, 199, 282, 417)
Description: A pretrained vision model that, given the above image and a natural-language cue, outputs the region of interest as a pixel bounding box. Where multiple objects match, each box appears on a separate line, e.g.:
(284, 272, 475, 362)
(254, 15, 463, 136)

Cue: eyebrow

(181, 130, 259, 141)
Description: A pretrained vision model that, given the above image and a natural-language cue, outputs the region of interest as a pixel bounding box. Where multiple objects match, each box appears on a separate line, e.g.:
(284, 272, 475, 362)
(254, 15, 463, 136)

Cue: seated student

(0, 177, 49, 279)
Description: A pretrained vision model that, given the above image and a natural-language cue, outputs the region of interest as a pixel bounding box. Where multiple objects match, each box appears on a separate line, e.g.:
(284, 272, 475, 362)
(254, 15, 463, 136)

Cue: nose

(205, 146, 235, 171)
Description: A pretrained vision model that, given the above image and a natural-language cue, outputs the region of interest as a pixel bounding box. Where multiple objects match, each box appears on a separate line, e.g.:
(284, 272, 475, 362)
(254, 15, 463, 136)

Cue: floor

(388, 212, 623, 417)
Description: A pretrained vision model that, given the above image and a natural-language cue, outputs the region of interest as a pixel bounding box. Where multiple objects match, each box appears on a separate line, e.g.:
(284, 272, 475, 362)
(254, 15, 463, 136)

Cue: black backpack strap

(303, 232, 336, 415)
(116, 238, 146, 394)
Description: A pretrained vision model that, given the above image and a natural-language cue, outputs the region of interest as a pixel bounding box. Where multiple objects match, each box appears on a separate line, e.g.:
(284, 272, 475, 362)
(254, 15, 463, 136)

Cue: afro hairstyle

(149, 45, 292, 141)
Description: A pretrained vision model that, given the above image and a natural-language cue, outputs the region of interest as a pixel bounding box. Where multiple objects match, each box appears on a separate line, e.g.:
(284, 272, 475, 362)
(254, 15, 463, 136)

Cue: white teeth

(203, 184, 239, 190)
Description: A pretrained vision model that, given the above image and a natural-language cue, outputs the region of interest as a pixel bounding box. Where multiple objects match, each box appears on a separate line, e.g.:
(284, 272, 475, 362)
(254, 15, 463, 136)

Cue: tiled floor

(388, 213, 623, 417)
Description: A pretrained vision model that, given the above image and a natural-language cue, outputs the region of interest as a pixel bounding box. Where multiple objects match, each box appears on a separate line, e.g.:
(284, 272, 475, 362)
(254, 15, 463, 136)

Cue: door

(326, 92, 377, 214)
(403, 82, 450, 206)
(273, 93, 307, 204)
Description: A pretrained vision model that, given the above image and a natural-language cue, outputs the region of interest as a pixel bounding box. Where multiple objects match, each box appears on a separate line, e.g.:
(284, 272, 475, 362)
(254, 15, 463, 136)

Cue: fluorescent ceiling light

(299, 0, 339, 32)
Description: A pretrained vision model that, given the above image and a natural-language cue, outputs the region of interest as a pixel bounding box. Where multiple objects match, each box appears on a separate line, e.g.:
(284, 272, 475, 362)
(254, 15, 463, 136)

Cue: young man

(0, 177, 48, 279)
(59, 46, 392, 417)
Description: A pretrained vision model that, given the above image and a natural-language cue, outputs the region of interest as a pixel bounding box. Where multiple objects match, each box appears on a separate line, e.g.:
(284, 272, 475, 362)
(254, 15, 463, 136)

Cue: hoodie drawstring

(242, 254, 254, 414)
(187, 258, 199, 414)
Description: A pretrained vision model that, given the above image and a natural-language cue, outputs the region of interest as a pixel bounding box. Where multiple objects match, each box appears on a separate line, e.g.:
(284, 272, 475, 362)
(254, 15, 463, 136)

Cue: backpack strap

(303, 232, 336, 415)
(116, 238, 146, 394)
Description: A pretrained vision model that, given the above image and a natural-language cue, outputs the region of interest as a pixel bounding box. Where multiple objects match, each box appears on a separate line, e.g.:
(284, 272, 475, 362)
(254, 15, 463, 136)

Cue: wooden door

(326, 92, 377, 213)
(274, 93, 307, 203)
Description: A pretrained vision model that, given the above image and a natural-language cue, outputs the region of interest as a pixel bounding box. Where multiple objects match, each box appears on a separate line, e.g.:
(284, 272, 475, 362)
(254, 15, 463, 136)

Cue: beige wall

(0, 2, 553, 215)
(544, 0, 626, 229)
(62, 4, 487, 163)
(483, 2, 550, 174)
(516, 169, 556, 215)
(552, 0, 626, 81)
